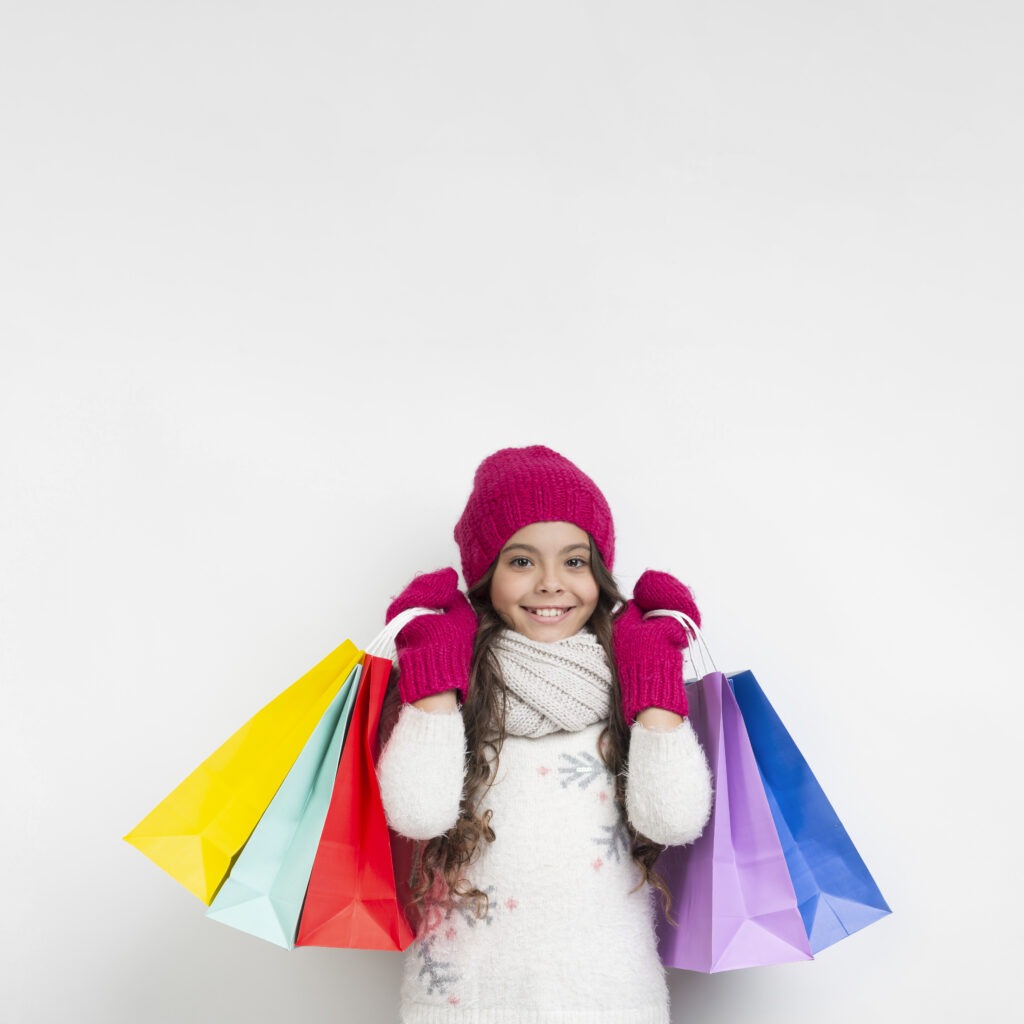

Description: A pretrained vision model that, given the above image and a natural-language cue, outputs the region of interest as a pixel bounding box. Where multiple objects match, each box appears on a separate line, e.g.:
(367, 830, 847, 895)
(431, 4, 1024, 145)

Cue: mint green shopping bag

(205, 663, 363, 948)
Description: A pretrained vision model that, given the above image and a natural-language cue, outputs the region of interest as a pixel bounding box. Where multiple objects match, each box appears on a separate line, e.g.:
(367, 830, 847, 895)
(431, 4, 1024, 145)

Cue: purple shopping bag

(655, 671, 813, 972)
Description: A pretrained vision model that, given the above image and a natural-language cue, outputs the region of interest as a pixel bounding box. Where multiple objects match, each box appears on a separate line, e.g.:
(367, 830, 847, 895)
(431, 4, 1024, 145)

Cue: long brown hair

(401, 538, 676, 926)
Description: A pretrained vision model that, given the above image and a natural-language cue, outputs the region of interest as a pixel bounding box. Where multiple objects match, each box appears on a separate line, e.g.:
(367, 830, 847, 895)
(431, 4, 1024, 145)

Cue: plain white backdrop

(2, 2, 1021, 1022)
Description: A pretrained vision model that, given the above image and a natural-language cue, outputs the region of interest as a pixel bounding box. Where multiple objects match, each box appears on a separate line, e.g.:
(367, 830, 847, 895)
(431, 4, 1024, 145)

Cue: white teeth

(529, 608, 568, 618)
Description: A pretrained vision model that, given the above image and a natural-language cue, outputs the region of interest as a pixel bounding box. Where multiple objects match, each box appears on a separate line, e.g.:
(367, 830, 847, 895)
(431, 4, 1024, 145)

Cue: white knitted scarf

(492, 628, 613, 738)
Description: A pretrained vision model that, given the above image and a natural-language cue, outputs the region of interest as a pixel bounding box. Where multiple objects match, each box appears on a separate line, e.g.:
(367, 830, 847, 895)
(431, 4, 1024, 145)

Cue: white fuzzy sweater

(377, 703, 712, 1024)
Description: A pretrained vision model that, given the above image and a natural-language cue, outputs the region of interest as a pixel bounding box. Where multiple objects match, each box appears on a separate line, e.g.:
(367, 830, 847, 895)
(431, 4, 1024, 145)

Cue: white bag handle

(366, 606, 718, 681)
(642, 608, 719, 681)
(363, 606, 440, 660)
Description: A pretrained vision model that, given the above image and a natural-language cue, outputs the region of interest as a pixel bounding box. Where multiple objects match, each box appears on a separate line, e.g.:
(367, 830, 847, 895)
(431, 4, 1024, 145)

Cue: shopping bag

(655, 667, 813, 972)
(295, 651, 416, 951)
(123, 639, 362, 903)
(730, 670, 891, 953)
(205, 662, 363, 948)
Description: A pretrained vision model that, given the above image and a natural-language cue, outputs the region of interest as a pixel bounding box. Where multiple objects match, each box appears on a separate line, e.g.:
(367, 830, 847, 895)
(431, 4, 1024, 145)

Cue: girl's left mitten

(612, 570, 700, 725)
(385, 567, 477, 705)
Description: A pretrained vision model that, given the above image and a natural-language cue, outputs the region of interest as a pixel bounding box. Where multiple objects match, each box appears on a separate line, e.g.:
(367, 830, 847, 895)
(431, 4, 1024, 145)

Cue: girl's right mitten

(385, 567, 477, 705)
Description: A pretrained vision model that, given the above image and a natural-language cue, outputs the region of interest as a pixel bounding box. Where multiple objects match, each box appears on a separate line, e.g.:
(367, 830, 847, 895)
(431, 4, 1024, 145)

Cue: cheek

(488, 574, 522, 627)
(580, 576, 600, 608)
(488, 572, 515, 610)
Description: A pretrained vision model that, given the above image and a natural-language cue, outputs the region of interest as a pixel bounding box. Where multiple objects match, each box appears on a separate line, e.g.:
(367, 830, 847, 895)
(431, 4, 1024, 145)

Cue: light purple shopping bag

(655, 671, 813, 972)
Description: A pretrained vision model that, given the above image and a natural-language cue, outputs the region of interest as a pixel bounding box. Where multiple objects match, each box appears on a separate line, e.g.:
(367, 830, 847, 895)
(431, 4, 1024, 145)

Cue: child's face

(489, 521, 600, 642)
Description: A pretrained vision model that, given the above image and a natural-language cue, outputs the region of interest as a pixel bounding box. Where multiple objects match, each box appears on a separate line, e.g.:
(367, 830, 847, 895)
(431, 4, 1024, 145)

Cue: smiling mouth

(522, 606, 574, 620)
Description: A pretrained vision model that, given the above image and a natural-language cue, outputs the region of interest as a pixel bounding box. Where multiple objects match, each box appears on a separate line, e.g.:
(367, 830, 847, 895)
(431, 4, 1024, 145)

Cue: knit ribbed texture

(493, 629, 612, 737)
(393, 617, 474, 704)
(454, 446, 615, 588)
(613, 569, 702, 726)
(386, 568, 478, 704)
(612, 604, 688, 725)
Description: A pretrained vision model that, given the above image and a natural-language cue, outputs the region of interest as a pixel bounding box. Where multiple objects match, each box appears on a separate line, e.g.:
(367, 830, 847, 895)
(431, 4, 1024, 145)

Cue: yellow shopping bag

(124, 639, 362, 904)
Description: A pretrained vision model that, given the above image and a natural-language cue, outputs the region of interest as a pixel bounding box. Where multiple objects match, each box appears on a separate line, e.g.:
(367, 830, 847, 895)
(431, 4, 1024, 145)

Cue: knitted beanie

(454, 446, 615, 588)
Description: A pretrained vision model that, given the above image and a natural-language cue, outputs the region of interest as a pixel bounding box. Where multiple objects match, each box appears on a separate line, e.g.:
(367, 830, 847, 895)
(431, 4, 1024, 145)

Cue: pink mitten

(385, 567, 478, 704)
(612, 570, 701, 725)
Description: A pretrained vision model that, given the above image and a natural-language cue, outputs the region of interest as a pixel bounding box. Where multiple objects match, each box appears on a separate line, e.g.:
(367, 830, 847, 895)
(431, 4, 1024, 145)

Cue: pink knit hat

(454, 446, 615, 588)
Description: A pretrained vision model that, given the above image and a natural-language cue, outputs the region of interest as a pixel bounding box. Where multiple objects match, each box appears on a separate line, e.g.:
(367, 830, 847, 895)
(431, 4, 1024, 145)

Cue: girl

(377, 446, 712, 1024)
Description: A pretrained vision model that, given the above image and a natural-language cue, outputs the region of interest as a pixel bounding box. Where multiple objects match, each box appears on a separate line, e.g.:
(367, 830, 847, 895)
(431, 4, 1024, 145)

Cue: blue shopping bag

(729, 671, 891, 953)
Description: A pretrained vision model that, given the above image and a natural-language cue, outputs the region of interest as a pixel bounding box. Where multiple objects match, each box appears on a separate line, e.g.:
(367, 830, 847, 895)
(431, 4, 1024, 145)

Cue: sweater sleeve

(376, 702, 467, 841)
(624, 718, 713, 846)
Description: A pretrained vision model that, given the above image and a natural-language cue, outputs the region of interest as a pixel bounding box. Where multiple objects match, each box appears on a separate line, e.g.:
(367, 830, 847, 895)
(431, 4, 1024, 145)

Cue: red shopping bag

(295, 653, 416, 950)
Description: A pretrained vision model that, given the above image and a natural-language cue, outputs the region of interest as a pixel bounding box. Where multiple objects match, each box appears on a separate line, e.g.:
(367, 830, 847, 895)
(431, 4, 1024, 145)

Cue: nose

(538, 567, 565, 593)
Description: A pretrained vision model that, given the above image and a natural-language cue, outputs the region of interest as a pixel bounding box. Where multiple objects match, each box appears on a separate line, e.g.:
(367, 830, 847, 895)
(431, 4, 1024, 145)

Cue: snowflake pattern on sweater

(556, 749, 607, 789)
(416, 932, 460, 997)
(378, 708, 709, 1024)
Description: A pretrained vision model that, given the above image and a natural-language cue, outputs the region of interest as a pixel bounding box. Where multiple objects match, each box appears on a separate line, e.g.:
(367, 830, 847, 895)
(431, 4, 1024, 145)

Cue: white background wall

(2, 2, 1021, 1021)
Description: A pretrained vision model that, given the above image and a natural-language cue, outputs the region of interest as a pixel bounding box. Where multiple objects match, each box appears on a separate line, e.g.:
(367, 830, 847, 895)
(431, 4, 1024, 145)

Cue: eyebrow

(501, 542, 590, 555)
